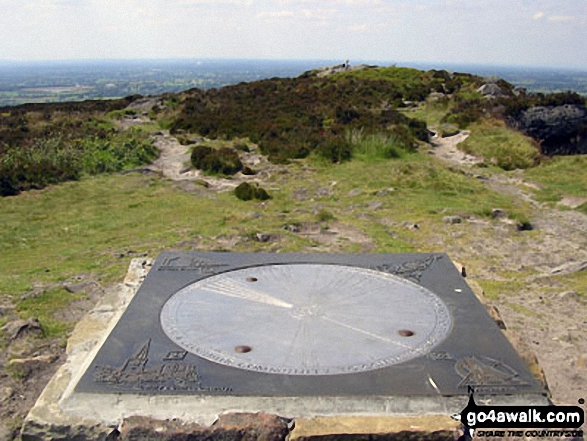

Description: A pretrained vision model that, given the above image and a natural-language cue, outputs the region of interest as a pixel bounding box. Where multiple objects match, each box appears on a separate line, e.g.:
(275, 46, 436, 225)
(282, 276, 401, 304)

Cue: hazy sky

(0, 0, 586, 69)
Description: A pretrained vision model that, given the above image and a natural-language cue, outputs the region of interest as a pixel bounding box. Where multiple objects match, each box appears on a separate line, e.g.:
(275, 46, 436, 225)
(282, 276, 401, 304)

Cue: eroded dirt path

(147, 132, 277, 192)
(429, 130, 483, 166)
(428, 131, 587, 405)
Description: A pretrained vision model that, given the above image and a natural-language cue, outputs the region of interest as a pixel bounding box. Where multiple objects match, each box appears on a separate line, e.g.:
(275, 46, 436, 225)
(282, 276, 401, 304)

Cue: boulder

(283, 224, 301, 233)
(477, 83, 506, 98)
(491, 208, 507, 219)
(375, 188, 395, 197)
(64, 281, 97, 294)
(551, 260, 587, 276)
(1, 318, 42, 340)
(428, 92, 446, 101)
(367, 201, 383, 211)
(515, 105, 587, 156)
(443, 216, 462, 225)
(255, 233, 272, 243)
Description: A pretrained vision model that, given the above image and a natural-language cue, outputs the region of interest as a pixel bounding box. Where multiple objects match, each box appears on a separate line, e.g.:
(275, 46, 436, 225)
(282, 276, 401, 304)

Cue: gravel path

(429, 131, 587, 405)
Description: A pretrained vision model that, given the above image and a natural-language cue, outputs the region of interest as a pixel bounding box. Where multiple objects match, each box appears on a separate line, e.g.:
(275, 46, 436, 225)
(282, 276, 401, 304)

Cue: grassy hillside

(2, 65, 587, 339)
(2, 66, 587, 434)
(458, 119, 540, 170)
(4, 65, 586, 198)
(0, 99, 157, 196)
(0, 149, 533, 338)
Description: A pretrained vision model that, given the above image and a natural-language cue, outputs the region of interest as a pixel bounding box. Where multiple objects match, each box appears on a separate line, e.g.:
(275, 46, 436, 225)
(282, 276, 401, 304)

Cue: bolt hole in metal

(235, 345, 252, 353)
(398, 330, 415, 337)
(246, 277, 258, 282)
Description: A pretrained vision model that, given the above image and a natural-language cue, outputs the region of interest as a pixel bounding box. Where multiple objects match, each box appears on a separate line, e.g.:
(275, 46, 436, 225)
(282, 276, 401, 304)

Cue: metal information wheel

(161, 264, 453, 376)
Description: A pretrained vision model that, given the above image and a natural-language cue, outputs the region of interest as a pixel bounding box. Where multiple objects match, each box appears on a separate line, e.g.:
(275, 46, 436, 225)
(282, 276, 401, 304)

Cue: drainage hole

(398, 330, 415, 337)
(235, 345, 252, 353)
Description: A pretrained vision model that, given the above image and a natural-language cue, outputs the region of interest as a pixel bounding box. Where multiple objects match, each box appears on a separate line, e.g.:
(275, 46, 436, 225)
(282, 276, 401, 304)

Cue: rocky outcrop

(477, 83, 506, 98)
(514, 104, 587, 156)
(1, 318, 42, 340)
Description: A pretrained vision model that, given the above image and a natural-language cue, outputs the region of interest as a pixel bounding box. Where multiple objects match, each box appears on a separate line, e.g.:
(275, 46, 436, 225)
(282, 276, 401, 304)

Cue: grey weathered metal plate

(160, 264, 452, 375)
(75, 252, 547, 397)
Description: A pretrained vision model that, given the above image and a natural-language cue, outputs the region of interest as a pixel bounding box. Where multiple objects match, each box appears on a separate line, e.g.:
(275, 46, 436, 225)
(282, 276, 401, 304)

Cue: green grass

(305, 152, 531, 236)
(316, 209, 335, 223)
(0, 147, 534, 338)
(332, 67, 431, 101)
(16, 287, 85, 337)
(400, 102, 446, 127)
(106, 108, 137, 119)
(337, 66, 429, 83)
(0, 174, 228, 296)
(508, 302, 541, 317)
(524, 155, 587, 203)
(550, 271, 587, 299)
(479, 279, 529, 301)
(459, 120, 540, 170)
(345, 129, 412, 162)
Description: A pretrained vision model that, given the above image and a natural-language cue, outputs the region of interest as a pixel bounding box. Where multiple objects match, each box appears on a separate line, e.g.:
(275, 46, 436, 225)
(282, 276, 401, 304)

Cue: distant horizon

(2, 0, 585, 71)
(1, 57, 586, 73)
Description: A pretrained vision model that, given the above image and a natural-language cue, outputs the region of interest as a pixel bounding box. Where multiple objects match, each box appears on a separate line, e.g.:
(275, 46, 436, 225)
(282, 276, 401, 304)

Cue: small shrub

(176, 136, 194, 146)
(516, 219, 533, 231)
(191, 145, 213, 166)
(234, 182, 271, 201)
(234, 143, 250, 152)
(316, 209, 334, 222)
(254, 186, 271, 201)
(315, 138, 353, 163)
(0, 138, 80, 196)
(537, 91, 586, 107)
(190, 145, 243, 176)
(78, 132, 158, 175)
(440, 124, 460, 137)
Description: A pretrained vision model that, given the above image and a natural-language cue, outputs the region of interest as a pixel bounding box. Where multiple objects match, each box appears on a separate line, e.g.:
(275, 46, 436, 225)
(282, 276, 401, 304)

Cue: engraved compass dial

(160, 264, 452, 375)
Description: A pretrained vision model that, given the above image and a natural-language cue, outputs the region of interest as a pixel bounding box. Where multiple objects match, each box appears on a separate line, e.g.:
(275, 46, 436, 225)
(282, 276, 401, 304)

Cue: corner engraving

(158, 256, 229, 274)
(373, 255, 441, 283)
(455, 356, 530, 393)
(93, 340, 231, 393)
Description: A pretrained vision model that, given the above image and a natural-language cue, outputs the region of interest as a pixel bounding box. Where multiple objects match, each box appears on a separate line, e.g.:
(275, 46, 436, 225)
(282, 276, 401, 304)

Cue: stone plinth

(21, 255, 550, 440)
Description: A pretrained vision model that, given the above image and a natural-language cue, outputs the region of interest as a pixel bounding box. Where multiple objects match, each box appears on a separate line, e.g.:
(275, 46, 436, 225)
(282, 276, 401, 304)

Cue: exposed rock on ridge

(514, 104, 587, 156)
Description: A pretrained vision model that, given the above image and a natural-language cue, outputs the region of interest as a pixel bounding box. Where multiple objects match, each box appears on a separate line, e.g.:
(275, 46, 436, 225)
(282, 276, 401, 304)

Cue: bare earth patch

(558, 195, 587, 209)
(428, 130, 483, 166)
(147, 132, 281, 193)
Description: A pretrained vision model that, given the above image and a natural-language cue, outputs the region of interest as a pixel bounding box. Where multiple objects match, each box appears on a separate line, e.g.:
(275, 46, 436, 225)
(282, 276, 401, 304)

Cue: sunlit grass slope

(0, 149, 536, 337)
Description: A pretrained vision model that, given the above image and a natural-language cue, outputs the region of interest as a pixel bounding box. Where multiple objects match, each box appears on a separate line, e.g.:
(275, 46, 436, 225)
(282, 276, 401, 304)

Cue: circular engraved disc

(160, 264, 452, 375)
